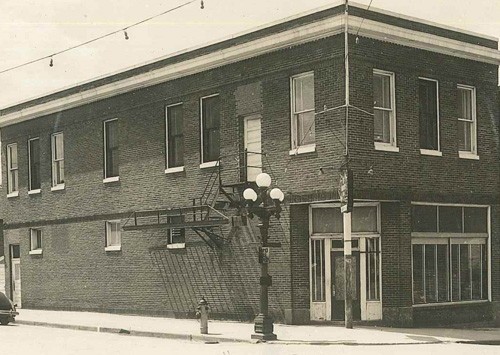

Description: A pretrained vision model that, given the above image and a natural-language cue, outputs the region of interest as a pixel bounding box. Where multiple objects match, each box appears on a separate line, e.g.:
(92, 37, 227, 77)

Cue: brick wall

(1, 32, 499, 323)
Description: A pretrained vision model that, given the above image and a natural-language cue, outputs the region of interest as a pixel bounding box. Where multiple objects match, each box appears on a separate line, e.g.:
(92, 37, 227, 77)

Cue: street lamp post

(243, 172, 284, 341)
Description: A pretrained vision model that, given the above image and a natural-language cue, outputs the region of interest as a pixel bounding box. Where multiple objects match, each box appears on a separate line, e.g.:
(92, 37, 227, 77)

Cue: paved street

(1, 324, 499, 355)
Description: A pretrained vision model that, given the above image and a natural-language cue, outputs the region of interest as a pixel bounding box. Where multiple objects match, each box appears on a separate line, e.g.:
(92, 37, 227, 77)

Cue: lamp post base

(251, 314, 277, 340)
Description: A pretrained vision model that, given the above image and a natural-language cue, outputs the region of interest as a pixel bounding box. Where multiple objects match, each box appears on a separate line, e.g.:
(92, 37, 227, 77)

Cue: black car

(0, 292, 18, 325)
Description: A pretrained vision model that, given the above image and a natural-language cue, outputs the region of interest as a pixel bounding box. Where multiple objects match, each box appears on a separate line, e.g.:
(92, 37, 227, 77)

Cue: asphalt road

(1, 324, 499, 355)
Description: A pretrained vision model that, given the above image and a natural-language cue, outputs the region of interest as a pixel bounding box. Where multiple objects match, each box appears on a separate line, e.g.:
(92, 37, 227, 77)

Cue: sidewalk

(14, 309, 500, 345)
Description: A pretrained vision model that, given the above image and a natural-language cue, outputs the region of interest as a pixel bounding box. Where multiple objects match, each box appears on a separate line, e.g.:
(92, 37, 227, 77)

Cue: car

(0, 292, 19, 325)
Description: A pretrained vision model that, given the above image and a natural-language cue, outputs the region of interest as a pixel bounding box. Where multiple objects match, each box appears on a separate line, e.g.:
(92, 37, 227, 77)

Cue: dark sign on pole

(339, 167, 353, 213)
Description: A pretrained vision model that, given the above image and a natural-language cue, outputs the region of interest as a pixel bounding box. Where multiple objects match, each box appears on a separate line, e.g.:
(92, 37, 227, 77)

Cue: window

(311, 239, 325, 302)
(166, 104, 184, 170)
(419, 79, 440, 153)
(312, 205, 378, 234)
(167, 215, 185, 248)
(105, 221, 121, 251)
(366, 238, 380, 301)
(411, 204, 488, 305)
(29, 228, 42, 254)
(201, 95, 220, 164)
(7, 143, 18, 196)
(373, 70, 397, 149)
(104, 119, 119, 180)
(291, 72, 315, 150)
(51, 133, 65, 188)
(457, 85, 477, 157)
(28, 138, 41, 192)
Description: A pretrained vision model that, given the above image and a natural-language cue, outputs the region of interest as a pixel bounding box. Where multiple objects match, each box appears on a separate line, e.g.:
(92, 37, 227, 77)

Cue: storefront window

(411, 204, 488, 305)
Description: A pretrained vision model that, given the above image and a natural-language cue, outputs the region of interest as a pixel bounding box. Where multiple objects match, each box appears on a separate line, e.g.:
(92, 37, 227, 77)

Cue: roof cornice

(1, 9, 499, 127)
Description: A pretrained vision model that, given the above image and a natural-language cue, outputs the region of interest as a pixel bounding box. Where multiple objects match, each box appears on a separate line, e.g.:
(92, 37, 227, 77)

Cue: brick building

(1, 3, 500, 327)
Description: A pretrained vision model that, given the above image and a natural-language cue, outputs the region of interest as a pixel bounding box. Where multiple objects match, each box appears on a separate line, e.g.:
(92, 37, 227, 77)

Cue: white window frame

(105, 220, 121, 251)
(103, 118, 119, 182)
(457, 85, 478, 159)
(165, 102, 185, 173)
(29, 228, 43, 255)
(28, 137, 41, 194)
(418, 78, 441, 156)
(410, 202, 491, 306)
(6, 143, 19, 197)
(51, 132, 65, 190)
(290, 71, 316, 154)
(373, 69, 399, 152)
(200, 94, 220, 168)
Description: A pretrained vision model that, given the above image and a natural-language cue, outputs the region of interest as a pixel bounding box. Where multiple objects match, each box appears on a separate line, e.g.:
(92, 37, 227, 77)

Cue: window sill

(103, 176, 120, 184)
(289, 144, 316, 156)
(105, 245, 121, 252)
(200, 161, 219, 169)
(51, 184, 65, 191)
(166, 243, 186, 249)
(420, 149, 442, 157)
(29, 249, 43, 255)
(7, 191, 19, 198)
(459, 151, 479, 160)
(374, 143, 399, 152)
(413, 300, 488, 308)
(28, 189, 41, 195)
(165, 166, 185, 174)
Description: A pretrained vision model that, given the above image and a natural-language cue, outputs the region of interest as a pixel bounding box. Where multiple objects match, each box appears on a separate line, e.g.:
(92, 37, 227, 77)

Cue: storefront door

(331, 249, 361, 321)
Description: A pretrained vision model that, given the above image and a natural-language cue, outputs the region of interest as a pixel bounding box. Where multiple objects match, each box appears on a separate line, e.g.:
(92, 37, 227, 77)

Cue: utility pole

(343, 0, 354, 330)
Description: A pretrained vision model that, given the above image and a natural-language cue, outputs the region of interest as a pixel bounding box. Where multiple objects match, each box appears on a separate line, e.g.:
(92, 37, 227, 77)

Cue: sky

(1, 0, 499, 109)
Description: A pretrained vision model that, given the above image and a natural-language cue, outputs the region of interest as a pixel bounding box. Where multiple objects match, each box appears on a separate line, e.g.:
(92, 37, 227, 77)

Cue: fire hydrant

(196, 297, 209, 334)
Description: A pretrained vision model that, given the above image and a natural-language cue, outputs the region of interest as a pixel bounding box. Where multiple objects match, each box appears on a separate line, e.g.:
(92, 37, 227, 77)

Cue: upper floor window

(419, 78, 440, 154)
(373, 70, 397, 150)
(104, 119, 119, 180)
(28, 138, 41, 192)
(201, 95, 220, 164)
(7, 143, 18, 196)
(51, 132, 65, 189)
(166, 103, 184, 170)
(105, 221, 121, 251)
(291, 72, 315, 150)
(29, 228, 43, 255)
(457, 85, 477, 157)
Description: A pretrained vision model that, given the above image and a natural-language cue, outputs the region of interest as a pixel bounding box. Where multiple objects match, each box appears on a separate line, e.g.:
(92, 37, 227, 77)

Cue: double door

(310, 237, 381, 322)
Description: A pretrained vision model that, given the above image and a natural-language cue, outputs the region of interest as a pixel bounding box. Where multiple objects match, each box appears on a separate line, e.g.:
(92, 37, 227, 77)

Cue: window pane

(294, 74, 314, 112)
(458, 120, 472, 152)
(312, 208, 343, 234)
(458, 88, 472, 120)
(464, 207, 487, 233)
(460, 244, 471, 300)
(352, 206, 377, 232)
(296, 111, 315, 146)
(29, 139, 41, 190)
(451, 244, 460, 301)
(54, 134, 64, 160)
(367, 238, 380, 300)
(105, 120, 119, 177)
(374, 110, 391, 143)
(425, 245, 437, 303)
(481, 244, 488, 299)
(439, 206, 462, 233)
(167, 105, 184, 168)
(470, 244, 482, 300)
(412, 205, 437, 232)
(412, 245, 425, 304)
(419, 80, 439, 150)
(437, 244, 449, 302)
(311, 239, 325, 302)
(202, 96, 220, 162)
(373, 74, 391, 109)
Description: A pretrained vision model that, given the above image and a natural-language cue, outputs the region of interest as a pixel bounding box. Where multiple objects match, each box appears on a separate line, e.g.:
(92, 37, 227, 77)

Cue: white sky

(1, 0, 499, 109)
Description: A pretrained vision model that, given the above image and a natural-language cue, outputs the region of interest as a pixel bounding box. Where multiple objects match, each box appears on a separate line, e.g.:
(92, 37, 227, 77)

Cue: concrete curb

(15, 320, 251, 344)
(16, 320, 495, 346)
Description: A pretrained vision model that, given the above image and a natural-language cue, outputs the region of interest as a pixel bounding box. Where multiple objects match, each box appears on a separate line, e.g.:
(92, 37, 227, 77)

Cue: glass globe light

(270, 188, 284, 202)
(255, 173, 272, 188)
(243, 188, 258, 202)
